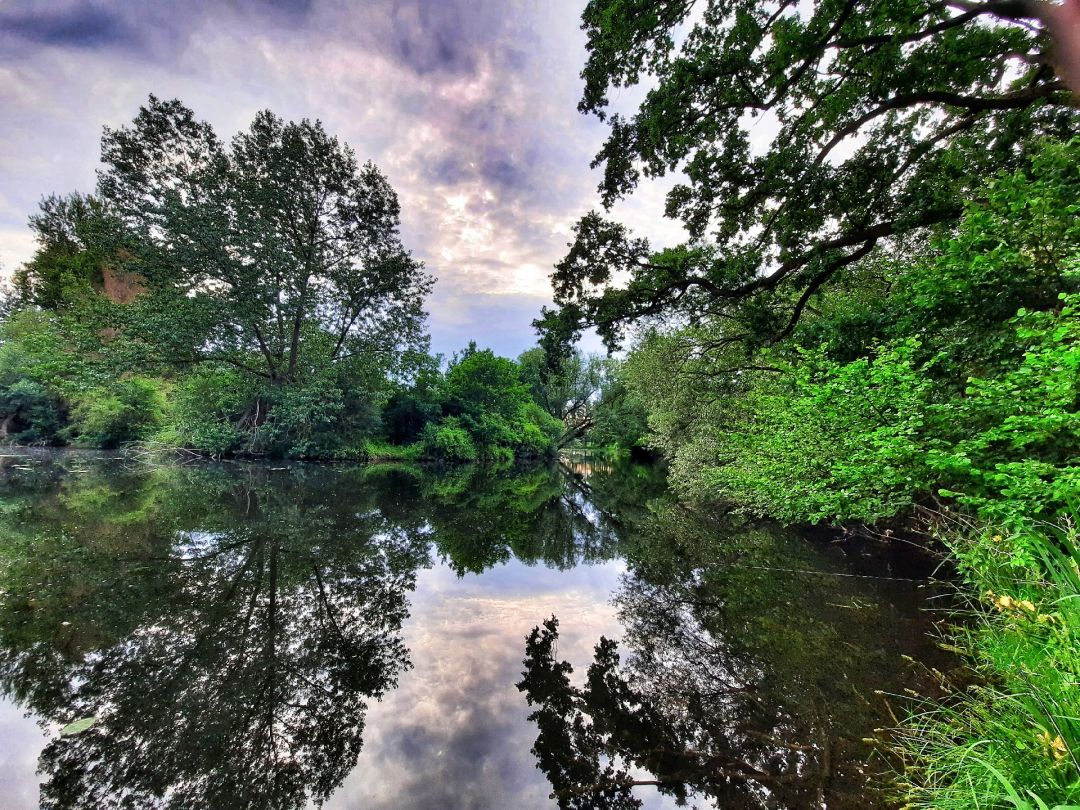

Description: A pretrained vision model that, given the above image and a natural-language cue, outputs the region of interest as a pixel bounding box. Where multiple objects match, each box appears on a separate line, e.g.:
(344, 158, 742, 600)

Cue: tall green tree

(540, 0, 1077, 352)
(518, 347, 611, 446)
(96, 96, 432, 386)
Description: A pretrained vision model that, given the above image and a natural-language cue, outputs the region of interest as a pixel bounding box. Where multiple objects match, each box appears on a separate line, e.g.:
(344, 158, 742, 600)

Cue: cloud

(0, 0, 691, 357)
(0, 699, 50, 808)
(0, 5, 140, 50)
(326, 559, 627, 810)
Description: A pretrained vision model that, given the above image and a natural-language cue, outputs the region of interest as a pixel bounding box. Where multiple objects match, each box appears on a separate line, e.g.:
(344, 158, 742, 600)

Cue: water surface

(0, 451, 942, 809)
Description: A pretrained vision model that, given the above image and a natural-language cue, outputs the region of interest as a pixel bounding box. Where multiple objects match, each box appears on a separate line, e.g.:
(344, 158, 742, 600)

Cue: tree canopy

(618, 137, 1079, 526)
(1, 97, 444, 458)
(540, 0, 1078, 352)
(95, 96, 432, 385)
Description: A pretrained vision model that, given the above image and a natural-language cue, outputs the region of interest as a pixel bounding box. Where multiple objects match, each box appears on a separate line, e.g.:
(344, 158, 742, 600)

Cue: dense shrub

(515, 402, 563, 456)
(69, 377, 167, 448)
(423, 417, 478, 462)
(625, 139, 1080, 529)
(0, 379, 66, 444)
(166, 365, 248, 456)
(382, 389, 440, 444)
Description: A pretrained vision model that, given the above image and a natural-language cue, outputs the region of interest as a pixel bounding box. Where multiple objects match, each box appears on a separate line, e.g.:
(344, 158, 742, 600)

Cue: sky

(0, 0, 686, 358)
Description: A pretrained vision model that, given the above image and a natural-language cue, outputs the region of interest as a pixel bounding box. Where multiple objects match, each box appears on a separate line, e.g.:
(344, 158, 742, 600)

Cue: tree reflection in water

(417, 460, 663, 574)
(0, 455, 657, 809)
(0, 463, 429, 809)
(519, 501, 941, 809)
(0, 454, 935, 809)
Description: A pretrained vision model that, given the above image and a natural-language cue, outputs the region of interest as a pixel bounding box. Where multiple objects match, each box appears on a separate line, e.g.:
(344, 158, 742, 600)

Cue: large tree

(518, 347, 612, 446)
(96, 96, 432, 386)
(539, 0, 1077, 353)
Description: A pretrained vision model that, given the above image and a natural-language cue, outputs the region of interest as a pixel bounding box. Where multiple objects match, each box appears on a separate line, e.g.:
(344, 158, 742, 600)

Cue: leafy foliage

(410, 343, 562, 462)
(68, 377, 168, 449)
(422, 417, 478, 463)
(621, 139, 1080, 528)
(541, 0, 1077, 353)
(0, 98, 444, 458)
(95, 97, 433, 387)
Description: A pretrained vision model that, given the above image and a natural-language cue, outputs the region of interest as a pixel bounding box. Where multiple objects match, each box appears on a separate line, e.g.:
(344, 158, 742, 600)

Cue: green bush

(483, 444, 514, 465)
(423, 417, 478, 462)
(686, 338, 937, 523)
(382, 389, 440, 444)
(166, 365, 248, 455)
(515, 401, 562, 457)
(927, 294, 1080, 531)
(257, 376, 349, 458)
(69, 377, 167, 448)
(0, 379, 66, 444)
(677, 294, 1078, 527)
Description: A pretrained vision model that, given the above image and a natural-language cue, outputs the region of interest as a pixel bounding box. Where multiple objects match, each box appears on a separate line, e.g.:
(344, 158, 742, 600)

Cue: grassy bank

(889, 516, 1080, 809)
(331, 439, 426, 463)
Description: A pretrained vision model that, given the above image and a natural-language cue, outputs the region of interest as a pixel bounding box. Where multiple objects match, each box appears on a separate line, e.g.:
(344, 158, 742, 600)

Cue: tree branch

(772, 237, 879, 342)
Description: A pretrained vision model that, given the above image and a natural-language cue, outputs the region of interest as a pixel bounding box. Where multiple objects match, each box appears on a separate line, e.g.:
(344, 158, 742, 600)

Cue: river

(0, 451, 944, 809)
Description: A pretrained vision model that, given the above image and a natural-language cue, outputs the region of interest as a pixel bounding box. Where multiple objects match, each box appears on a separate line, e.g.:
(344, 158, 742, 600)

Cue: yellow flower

(1037, 730, 1069, 762)
(1051, 736, 1068, 762)
(995, 594, 1015, 611)
(1018, 599, 1037, 613)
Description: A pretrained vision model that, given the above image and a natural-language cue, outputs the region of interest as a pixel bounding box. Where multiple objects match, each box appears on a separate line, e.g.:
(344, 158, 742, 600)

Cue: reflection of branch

(311, 561, 348, 647)
(742, 729, 816, 753)
(237, 541, 265, 647)
(130, 533, 256, 563)
(262, 540, 281, 766)
(555, 750, 796, 805)
(557, 463, 623, 529)
(815, 697, 832, 805)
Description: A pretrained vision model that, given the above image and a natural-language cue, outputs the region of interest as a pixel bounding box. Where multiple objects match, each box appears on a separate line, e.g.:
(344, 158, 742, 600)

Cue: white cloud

(326, 558, 628, 810)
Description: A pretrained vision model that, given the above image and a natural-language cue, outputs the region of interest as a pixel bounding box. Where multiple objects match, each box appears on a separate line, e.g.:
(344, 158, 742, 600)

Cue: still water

(0, 451, 942, 809)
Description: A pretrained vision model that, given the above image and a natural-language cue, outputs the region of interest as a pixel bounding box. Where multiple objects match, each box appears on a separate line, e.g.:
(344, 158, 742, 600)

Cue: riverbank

(0, 438, 549, 466)
(885, 514, 1080, 808)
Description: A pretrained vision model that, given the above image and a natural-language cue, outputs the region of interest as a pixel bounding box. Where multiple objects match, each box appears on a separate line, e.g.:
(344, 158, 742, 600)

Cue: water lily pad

(60, 717, 96, 736)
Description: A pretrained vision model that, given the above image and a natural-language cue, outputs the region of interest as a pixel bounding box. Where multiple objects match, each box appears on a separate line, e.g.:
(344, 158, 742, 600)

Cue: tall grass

(331, 439, 424, 462)
(890, 515, 1080, 809)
